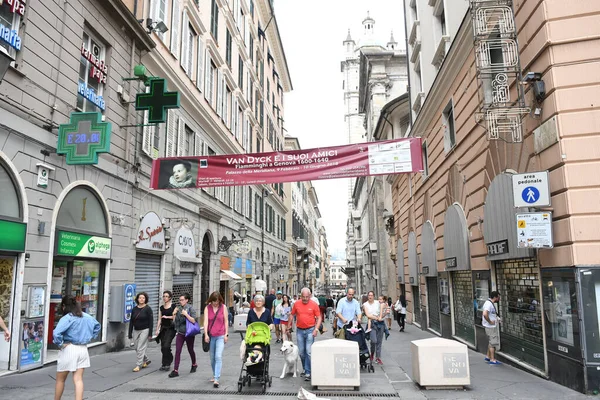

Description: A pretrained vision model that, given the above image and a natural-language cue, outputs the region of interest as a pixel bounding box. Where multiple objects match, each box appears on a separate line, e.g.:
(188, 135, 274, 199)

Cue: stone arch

(0, 152, 28, 222)
(445, 164, 465, 208)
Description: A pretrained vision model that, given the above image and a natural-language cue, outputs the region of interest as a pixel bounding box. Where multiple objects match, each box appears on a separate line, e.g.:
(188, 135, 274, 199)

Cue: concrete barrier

(311, 338, 360, 390)
(411, 337, 470, 389)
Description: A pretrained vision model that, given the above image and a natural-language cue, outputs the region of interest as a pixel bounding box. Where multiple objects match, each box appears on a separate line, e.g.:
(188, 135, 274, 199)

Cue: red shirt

(291, 300, 321, 329)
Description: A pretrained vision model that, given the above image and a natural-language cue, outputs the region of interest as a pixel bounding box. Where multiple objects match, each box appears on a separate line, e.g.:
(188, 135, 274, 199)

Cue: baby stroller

(238, 322, 273, 393)
(344, 320, 375, 373)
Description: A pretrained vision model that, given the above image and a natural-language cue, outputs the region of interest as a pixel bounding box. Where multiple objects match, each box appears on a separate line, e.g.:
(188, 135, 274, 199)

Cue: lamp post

(260, 188, 271, 285)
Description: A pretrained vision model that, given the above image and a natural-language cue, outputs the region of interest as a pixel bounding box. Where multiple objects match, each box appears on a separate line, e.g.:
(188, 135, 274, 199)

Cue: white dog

(279, 340, 300, 379)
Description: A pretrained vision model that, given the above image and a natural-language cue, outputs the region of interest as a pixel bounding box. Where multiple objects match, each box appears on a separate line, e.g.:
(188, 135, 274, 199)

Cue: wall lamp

(0, 46, 15, 83)
(218, 224, 248, 252)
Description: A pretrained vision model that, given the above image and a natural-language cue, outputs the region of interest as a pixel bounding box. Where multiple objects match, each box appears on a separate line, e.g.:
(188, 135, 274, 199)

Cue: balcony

(408, 20, 420, 46)
(412, 92, 425, 113)
(432, 35, 450, 69)
(295, 238, 307, 251)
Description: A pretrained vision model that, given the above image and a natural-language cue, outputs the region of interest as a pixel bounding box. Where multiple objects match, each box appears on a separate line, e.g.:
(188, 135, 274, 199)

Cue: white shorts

(57, 344, 90, 372)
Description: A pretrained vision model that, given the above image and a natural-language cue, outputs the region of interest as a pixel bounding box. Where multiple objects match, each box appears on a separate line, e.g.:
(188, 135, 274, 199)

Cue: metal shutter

(426, 277, 441, 333)
(173, 273, 194, 306)
(135, 253, 162, 330)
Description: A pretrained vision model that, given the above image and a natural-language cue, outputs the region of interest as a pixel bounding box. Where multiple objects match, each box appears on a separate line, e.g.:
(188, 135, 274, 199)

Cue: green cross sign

(135, 78, 180, 123)
(57, 112, 112, 165)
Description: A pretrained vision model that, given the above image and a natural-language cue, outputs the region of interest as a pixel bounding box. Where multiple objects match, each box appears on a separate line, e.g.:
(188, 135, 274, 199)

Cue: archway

(201, 233, 212, 309)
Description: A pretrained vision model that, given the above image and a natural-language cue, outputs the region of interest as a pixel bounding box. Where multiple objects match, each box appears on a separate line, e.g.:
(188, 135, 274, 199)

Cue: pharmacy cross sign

(57, 112, 112, 165)
(135, 78, 180, 123)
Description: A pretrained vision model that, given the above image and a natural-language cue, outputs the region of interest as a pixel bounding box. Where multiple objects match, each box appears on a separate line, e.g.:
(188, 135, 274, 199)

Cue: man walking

(265, 289, 276, 313)
(291, 287, 322, 381)
(482, 291, 502, 365)
(272, 290, 283, 343)
(335, 288, 361, 335)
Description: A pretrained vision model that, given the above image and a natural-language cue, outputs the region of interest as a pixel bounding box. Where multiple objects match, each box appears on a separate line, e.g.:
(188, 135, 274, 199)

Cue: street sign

(516, 212, 553, 248)
(512, 171, 550, 207)
(135, 78, 180, 123)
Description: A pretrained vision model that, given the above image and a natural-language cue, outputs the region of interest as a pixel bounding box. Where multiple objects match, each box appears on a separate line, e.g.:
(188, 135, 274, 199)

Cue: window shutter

(204, 54, 212, 102)
(233, 0, 238, 23)
(232, 97, 238, 138)
(166, 110, 177, 157)
(195, 133, 203, 156)
(181, 12, 190, 72)
(170, 0, 181, 59)
(150, 0, 159, 22)
(142, 111, 152, 156)
(244, 16, 250, 49)
(177, 117, 185, 156)
(216, 69, 223, 117)
(196, 38, 204, 92)
(242, 113, 248, 151)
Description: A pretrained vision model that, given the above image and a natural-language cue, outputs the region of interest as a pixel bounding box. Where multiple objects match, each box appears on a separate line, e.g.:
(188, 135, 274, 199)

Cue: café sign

(135, 212, 165, 252)
(174, 226, 196, 258)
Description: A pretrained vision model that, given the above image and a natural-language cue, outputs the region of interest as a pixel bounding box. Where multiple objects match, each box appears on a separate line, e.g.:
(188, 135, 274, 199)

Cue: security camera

(522, 72, 542, 83)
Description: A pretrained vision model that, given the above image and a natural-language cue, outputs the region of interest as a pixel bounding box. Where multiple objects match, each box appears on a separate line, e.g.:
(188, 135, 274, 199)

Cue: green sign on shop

(56, 230, 111, 259)
(0, 219, 26, 252)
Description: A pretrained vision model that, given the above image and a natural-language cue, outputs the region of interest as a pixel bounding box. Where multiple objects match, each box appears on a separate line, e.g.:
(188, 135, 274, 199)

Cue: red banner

(150, 138, 423, 189)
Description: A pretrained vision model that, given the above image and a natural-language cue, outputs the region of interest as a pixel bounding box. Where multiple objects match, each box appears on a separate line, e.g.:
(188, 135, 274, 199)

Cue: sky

(275, 0, 406, 254)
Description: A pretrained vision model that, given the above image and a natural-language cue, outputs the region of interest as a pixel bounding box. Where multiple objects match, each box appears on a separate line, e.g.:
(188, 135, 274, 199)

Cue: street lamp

(260, 188, 272, 284)
(217, 224, 248, 252)
(0, 46, 15, 83)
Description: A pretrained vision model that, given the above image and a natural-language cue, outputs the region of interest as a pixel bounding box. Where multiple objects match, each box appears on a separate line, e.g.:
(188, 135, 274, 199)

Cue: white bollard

(411, 337, 471, 389)
(311, 338, 360, 390)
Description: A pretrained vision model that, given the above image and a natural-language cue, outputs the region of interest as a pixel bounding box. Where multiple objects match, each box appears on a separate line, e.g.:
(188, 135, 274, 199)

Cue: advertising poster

(150, 138, 423, 189)
(0, 257, 15, 320)
(19, 318, 45, 371)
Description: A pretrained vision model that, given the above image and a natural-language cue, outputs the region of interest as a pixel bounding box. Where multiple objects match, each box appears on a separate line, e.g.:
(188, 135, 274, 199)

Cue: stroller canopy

(245, 322, 271, 346)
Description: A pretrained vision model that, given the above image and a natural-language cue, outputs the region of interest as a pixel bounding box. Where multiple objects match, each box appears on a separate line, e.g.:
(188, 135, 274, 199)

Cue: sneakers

(489, 361, 502, 365)
(168, 370, 179, 378)
(142, 360, 151, 368)
(385, 332, 390, 340)
(304, 375, 311, 381)
(132, 366, 140, 372)
(300, 372, 305, 377)
(159, 365, 169, 371)
(190, 365, 197, 373)
(484, 357, 490, 362)
(275, 338, 281, 343)
(376, 358, 383, 365)
(365, 328, 372, 334)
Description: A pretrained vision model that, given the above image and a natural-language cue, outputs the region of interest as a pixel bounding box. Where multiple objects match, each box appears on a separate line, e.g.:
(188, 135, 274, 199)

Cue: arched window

(0, 162, 21, 220)
(57, 187, 107, 234)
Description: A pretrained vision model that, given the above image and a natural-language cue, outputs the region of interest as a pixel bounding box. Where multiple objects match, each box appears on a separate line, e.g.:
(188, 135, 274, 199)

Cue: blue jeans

(209, 335, 225, 381)
(296, 327, 315, 375)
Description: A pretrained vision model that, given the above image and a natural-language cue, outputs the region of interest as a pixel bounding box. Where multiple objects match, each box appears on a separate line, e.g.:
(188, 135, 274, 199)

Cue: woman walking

(246, 294, 274, 328)
(156, 290, 176, 371)
(53, 295, 100, 400)
(128, 292, 153, 372)
(203, 291, 229, 388)
(363, 291, 385, 365)
(169, 293, 198, 378)
(276, 294, 293, 341)
(394, 295, 407, 332)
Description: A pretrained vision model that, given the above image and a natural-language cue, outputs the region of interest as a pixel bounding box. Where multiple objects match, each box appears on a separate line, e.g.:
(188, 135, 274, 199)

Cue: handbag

(202, 305, 221, 352)
(185, 318, 201, 337)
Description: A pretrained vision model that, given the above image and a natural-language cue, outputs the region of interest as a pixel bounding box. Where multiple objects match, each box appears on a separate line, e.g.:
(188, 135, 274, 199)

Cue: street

(0, 320, 589, 399)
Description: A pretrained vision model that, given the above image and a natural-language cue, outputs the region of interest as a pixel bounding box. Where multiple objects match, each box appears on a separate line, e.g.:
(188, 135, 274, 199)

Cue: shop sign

(1, 0, 25, 15)
(0, 22, 21, 51)
(56, 230, 111, 259)
(174, 226, 195, 257)
(135, 212, 165, 252)
(77, 83, 105, 111)
(487, 240, 508, 256)
(0, 219, 26, 252)
(445, 257, 457, 269)
(516, 212, 553, 249)
(35, 162, 54, 188)
(81, 43, 108, 84)
(512, 171, 550, 208)
(135, 78, 180, 124)
(57, 112, 111, 165)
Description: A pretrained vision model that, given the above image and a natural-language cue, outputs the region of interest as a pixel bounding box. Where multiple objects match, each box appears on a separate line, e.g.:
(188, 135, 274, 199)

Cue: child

(366, 296, 390, 339)
(245, 345, 264, 366)
(168, 160, 194, 188)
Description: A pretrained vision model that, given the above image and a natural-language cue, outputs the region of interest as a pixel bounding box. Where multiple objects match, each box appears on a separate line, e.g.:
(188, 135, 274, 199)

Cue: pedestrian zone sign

(512, 171, 550, 208)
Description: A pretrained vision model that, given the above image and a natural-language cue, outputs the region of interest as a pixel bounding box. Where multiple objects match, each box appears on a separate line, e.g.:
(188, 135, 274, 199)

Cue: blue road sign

(522, 186, 540, 204)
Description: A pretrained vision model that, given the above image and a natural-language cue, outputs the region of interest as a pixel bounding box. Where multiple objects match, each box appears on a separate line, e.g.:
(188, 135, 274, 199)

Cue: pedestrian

(277, 294, 293, 341)
(363, 291, 385, 365)
(335, 288, 361, 339)
(203, 291, 229, 388)
(246, 294, 275, 327)
(325, 295, 334, 322)
(379, 295, 391, 340)
(155, 290, 176, 371)
(394, 295, 407, 332)
(240, 301, 251, 314)
(482, 291, 502, 365)
(291, 287, 322, 381)
(0, 316, 10, 341)
(265, 289, 276, 312)
(169, 293, 198, 378)
(128, 292, 153, 372)
(53, 295, 100, 400)
(272, 290, 284, 343)
(386, 296, 393, 330)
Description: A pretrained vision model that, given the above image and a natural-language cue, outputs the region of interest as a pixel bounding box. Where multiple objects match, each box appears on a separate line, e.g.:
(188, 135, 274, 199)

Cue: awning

(220, 269, 243, 281)
(176, 255, 202, 263)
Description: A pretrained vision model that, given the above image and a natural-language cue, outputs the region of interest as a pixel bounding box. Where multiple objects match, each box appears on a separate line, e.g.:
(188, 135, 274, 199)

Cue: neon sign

(81, 43, 108, 84)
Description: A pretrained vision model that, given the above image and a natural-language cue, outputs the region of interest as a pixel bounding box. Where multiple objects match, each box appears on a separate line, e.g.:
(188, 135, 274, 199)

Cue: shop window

(56, 187, 108, 234)
(0, 162, 21, 219)
(439, 275, 450, 315)
(580, 268, 600, 363)
(542, 269, 581, 356)
(473, 271, 490, 325)
(0, 0, 22, 58)
(77, 31, 106, 112)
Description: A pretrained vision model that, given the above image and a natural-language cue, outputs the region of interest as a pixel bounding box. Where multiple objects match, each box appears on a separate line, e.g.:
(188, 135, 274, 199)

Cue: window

(166, 111, 185, 157)
(250, 0, 254, 17)
(210, 0, 219, 39)
(225, 29, 232, 68)
(184, 125, 193, 155)
(254, 193, 261, 226)
(182, 22, 196, 77)
(238, 56, 244, 90)
(0, 0, 23, 57)
(207, 60, 216, 108)
(150, 0, 168, 42)
(421, 141, 428, 179)
(225, 86, 232, 129)
(77, 32, 106, 112)
(249, 35, 254, 63)
(443, 100, 456, 153)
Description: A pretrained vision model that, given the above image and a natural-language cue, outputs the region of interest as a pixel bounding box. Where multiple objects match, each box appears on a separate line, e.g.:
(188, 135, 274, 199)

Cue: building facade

(397, 0, 600, 393)
(0, 0, 292, 372)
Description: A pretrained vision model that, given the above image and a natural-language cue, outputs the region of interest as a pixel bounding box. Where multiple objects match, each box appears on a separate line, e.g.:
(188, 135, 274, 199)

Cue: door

(173, 273, 194, 306)
(134, 253, 161, 330)
(412, 285, 420, 325)
(201, 235, 211, 309)
(427, 277, 441, 333)
(452, 271, 475, 344)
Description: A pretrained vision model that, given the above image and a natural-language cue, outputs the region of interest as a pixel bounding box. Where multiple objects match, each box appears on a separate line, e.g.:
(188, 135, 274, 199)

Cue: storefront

(407, 231, 420, 325)
(0, 156, 27, 371)
(173, 225, 201, 305)
(483, 173, 544, 372)
(134, 212, 165, 329)
(443, 203, 474, 346)
(421, 221, 440, 334)
(48, 185, 112, 352)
